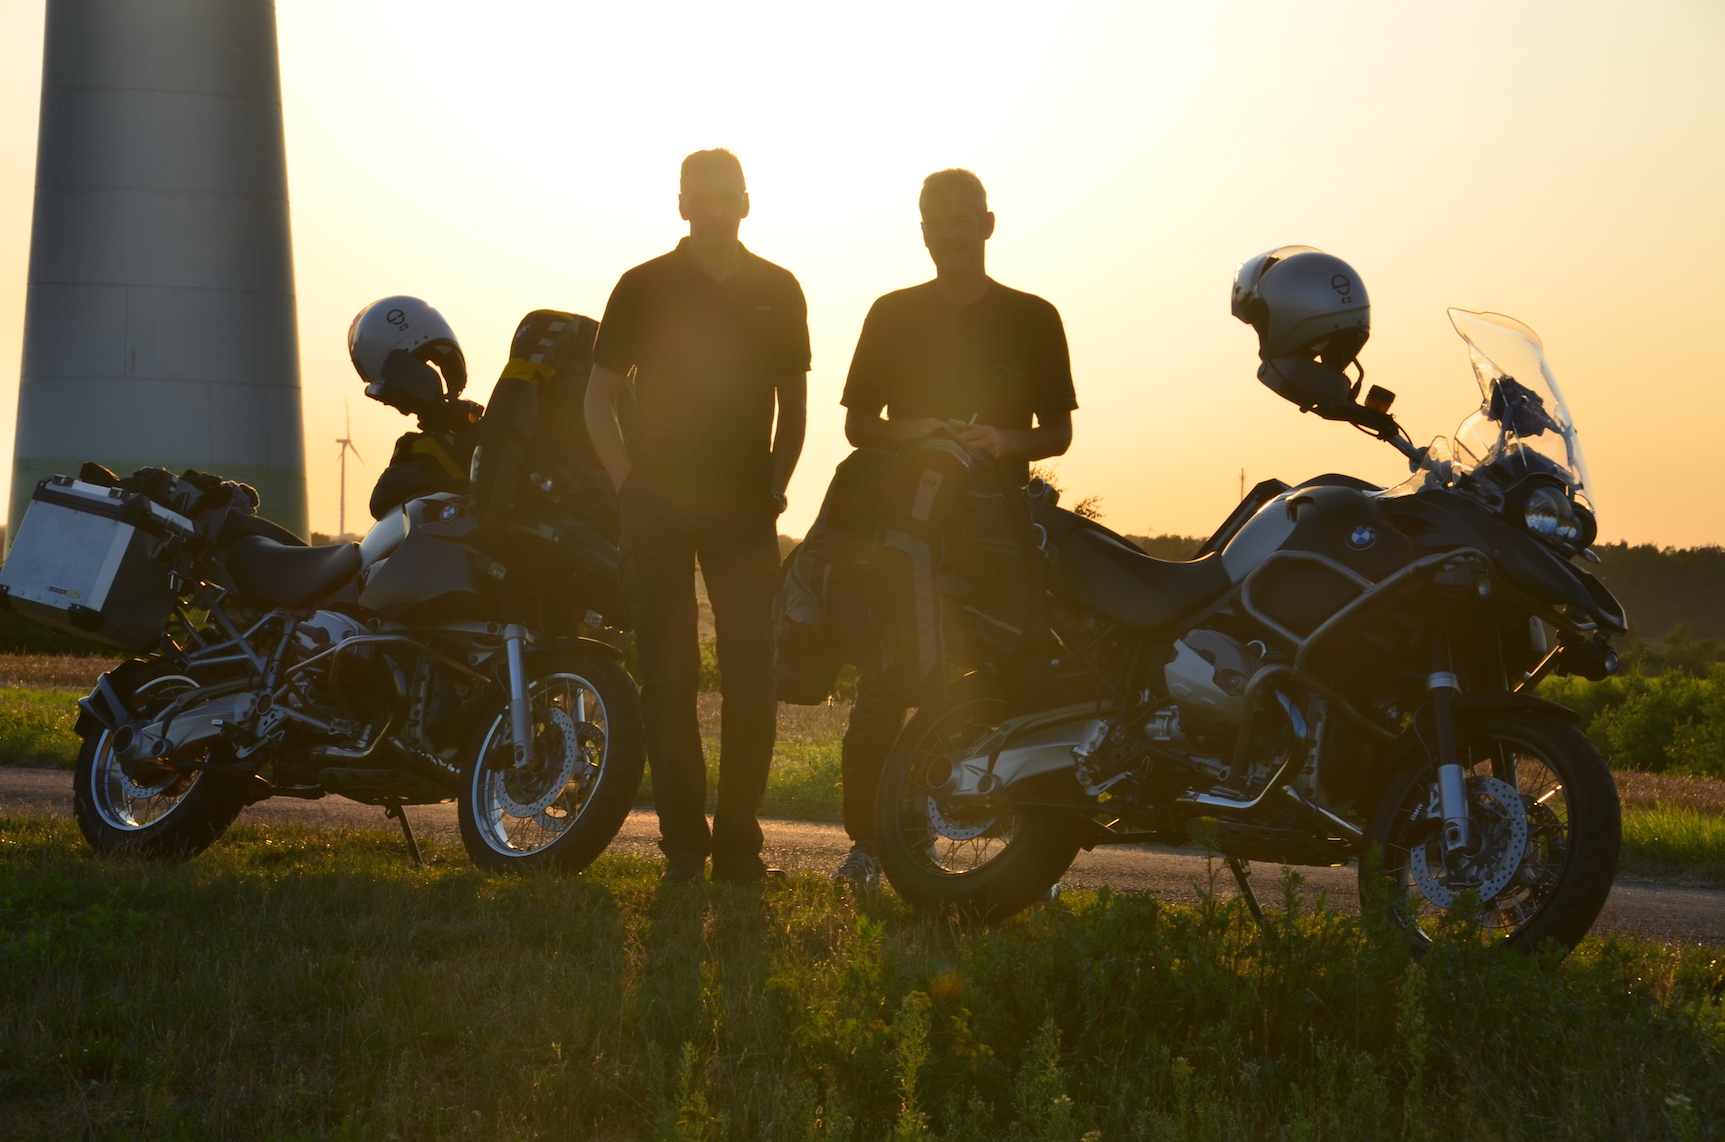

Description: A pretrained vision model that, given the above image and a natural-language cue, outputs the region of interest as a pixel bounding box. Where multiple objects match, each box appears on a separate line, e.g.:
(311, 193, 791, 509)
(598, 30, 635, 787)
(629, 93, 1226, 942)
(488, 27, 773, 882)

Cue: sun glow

(0, 0, 1721, 544)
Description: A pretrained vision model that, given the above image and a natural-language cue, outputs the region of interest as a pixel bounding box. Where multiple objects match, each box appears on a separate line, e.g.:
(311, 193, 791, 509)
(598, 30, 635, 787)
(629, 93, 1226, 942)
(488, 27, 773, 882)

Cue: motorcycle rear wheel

(457, 649, 644, 873)
(1363, 709, 1620, 953)
(73, 670, 251, 861)
(874, 696, 1081, 922)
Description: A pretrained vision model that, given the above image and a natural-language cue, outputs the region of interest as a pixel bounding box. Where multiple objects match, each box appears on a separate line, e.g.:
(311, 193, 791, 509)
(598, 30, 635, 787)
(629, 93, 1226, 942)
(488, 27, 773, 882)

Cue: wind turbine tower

(335, 405, 362, 538)
(10, 0, 308, 543)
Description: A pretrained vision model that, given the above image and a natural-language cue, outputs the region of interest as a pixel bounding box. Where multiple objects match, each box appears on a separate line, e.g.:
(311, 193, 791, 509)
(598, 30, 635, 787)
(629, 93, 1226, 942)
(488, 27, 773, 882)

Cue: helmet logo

(385, 308, 410, 331)
(1331, 274, 1354, 304)
(1347, 524, 1377, 550)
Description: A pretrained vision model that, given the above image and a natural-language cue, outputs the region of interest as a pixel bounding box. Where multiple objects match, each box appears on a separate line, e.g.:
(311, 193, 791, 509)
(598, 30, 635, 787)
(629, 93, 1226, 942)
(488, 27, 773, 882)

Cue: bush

(1540, 665, 1725, 777)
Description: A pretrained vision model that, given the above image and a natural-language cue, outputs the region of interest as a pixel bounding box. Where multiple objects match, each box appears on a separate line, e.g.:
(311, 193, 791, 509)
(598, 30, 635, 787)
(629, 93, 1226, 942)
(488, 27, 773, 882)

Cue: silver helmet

(347, 295, 468, 399)
(1231, 246, 1370, 365)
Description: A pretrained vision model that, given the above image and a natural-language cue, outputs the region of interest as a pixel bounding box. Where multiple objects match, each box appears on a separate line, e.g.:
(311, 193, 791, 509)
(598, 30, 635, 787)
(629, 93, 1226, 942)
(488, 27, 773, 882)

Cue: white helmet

(1231, 246, 1370, 366)
(347, 295, 468, 397)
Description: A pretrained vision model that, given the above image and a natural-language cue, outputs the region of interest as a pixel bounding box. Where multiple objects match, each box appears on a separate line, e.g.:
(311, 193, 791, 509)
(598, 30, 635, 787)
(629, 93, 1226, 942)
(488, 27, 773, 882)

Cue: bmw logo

(1347, 524, 1377, 550)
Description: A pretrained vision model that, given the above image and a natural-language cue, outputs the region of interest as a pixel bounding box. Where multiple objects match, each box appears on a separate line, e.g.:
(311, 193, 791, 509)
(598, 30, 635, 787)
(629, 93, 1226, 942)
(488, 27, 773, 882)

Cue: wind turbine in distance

(335, 401, 364, 538)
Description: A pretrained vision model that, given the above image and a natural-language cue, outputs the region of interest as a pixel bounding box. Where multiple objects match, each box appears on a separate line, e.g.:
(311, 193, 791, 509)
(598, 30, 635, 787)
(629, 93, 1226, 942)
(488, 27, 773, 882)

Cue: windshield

(1445, 308, 1593, 510)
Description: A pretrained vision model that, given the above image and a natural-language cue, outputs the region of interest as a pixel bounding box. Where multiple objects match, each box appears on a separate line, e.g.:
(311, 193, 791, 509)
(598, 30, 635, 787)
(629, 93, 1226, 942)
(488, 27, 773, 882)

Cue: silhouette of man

(831, 167, 1075, 890)
(585, 149, 809, 883)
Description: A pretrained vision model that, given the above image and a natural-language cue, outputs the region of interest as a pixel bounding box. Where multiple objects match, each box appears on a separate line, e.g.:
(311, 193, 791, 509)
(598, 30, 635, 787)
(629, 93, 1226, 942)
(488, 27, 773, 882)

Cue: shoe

(711, 856, 787, 884)
(830, 845, 882, 892)
(661, 855, 706, 884)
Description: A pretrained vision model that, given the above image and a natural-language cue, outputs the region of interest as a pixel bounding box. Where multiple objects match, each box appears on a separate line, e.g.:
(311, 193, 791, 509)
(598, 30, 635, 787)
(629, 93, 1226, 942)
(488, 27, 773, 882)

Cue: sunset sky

(0, 0, 1721, 545)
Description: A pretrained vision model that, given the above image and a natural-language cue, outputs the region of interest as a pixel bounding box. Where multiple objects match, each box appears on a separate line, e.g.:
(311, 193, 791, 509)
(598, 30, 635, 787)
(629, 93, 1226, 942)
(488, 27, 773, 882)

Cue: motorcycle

(873, 308, 1625, 952)
(3, 446, 642, 872)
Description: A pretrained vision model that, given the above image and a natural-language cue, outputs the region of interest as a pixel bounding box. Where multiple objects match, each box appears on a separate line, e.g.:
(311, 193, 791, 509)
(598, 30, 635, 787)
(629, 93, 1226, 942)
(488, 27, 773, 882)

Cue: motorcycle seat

(1058, 528, 1231, 629)
(227, 535, 363, 610)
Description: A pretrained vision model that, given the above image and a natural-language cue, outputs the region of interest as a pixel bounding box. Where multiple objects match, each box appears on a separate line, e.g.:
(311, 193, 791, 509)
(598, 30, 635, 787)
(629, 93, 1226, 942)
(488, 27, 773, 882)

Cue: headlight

(1519, 484, 1582, 546)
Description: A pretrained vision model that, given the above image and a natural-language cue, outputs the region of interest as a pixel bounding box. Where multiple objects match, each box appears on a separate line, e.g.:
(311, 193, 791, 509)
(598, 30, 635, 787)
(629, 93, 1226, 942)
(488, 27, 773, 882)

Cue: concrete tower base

(11, 0, 307, 541)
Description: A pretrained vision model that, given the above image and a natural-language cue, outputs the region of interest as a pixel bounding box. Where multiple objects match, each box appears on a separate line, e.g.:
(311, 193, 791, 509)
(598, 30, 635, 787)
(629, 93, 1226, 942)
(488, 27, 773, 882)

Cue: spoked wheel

(1364, 710, 1620, 953)
(874, 696, 1081, 922)
(458, 650, 644, 872)
(73, 671, 251, 860)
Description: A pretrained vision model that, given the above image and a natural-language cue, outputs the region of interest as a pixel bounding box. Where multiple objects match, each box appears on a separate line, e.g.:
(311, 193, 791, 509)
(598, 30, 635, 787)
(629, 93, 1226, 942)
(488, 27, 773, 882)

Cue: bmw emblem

(1347, 524, 1377, 550)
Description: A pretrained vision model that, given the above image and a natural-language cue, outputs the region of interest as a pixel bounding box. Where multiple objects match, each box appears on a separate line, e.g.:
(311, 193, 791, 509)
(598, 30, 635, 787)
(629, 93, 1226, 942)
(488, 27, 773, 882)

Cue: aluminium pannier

(0, 475, 195, 651)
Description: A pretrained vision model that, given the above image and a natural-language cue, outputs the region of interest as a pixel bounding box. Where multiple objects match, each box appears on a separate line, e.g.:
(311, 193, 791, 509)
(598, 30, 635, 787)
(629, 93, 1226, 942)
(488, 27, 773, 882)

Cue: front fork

(1427, 668, 1474, 853)
(504, 623, 534, 768)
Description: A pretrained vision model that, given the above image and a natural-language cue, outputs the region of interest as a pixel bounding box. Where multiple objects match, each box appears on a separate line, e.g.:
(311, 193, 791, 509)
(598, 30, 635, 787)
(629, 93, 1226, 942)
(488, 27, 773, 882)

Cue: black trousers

(840, 668, 911, 846)
(620, 477, 780, 867)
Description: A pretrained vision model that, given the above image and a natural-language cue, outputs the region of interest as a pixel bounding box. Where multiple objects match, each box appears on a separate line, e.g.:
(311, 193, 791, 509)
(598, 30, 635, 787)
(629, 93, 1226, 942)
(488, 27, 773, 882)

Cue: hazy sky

(2, 0, 1722, 544)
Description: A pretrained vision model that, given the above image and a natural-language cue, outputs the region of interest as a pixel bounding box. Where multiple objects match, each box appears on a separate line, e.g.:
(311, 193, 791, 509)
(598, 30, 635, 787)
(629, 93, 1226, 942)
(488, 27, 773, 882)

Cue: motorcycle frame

(78, 581, 573, 799)
(1006, 543, 1585, 863)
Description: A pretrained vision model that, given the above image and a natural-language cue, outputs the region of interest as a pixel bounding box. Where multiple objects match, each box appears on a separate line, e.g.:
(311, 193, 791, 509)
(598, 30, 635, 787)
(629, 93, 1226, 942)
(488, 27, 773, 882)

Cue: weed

(0, 814, 1719, 1138)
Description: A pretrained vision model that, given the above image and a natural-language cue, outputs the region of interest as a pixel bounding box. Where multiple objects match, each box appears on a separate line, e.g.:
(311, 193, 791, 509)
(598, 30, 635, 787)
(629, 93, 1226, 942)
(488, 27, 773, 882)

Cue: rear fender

(524, 636, 626, 664)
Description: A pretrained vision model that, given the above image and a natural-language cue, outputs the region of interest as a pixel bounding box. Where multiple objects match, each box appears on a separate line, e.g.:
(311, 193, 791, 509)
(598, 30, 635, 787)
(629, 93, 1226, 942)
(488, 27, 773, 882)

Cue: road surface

(4, 766, 1720, 945)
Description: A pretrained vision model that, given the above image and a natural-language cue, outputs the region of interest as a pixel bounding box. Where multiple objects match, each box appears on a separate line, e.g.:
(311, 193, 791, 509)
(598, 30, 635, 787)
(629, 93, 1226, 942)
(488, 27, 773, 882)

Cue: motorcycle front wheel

(73, 669, 251, 860)
(457, 649, 644, 873)
(874, 696, 1081, 922)
(1364, 709, 1620, 953)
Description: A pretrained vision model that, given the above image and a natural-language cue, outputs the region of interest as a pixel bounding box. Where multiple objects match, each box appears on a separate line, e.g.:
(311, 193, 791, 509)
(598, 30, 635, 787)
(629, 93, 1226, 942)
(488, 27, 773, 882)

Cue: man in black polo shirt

(832, 167, 1076, 890)
(585, 149, 808, 884)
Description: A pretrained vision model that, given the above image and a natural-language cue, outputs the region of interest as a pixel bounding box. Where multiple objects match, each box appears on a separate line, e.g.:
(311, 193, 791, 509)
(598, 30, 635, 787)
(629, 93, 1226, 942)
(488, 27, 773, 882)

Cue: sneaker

(830, 845, 882, 892)
(661, 855, 706, 884)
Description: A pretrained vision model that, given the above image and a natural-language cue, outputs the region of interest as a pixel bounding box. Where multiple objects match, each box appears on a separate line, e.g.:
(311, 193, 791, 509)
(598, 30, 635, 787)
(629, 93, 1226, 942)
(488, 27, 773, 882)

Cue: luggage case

(0, 475, 195, 651)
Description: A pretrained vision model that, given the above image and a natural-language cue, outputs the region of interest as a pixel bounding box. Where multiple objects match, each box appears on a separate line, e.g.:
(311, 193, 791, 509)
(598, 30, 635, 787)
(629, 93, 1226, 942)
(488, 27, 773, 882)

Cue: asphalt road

(5, 766, 1722, 945)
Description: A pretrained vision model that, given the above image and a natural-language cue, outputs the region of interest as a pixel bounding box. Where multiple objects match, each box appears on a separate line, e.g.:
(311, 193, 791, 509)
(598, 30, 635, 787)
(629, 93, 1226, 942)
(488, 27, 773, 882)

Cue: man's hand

(955, 411, 1073, 462)
(955, 423, 1013, 459)
(845, 409, 948, 450)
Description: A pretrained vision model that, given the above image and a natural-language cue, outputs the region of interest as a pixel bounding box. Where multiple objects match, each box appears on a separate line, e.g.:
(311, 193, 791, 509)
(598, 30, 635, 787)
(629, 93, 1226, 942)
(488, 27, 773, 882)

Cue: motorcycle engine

(295, 609, 366, 653)
(1164, 629, 1262, 724)
(1075, 630, 1276, 800)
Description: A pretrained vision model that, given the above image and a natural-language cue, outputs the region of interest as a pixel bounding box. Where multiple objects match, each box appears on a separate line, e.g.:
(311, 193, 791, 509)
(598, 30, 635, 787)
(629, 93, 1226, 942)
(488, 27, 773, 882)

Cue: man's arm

(955, 408, 1072, 462)
(844, 406, 947, 450)
(584, 363, 634, 491)
(771, 373, 808, 497)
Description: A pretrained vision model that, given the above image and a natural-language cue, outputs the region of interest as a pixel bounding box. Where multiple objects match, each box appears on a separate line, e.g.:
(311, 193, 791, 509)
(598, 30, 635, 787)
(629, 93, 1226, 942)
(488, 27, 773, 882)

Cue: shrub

(1540, 665, 1725, 778)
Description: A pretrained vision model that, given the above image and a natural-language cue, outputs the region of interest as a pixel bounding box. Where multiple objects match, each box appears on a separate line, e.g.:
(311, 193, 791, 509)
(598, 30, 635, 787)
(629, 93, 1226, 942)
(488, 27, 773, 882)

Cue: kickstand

(384, 803, 423, 866)
(1225, 856, 1265, 926)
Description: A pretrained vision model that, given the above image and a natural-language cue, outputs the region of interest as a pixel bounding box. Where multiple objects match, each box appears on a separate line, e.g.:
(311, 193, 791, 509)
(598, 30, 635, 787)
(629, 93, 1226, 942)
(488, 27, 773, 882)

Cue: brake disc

(1409, 774, 1531, 908)
(926, 796, 996, 842)
(496, 707, 580, 818)
(115, 765, 177, 801)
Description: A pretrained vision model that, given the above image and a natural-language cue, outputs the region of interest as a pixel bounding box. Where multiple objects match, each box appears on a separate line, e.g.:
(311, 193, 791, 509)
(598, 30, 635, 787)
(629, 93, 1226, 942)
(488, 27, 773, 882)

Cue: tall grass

(1620, 806, 1725, 885)
(0, 689, 80, 769)
(0, 815, 1720, 1139)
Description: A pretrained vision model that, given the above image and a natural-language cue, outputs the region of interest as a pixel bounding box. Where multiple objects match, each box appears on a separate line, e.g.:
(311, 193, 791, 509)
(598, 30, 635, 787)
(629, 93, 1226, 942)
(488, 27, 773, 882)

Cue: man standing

(585, 149, 808, 884)
(832, 168, 1076, 890)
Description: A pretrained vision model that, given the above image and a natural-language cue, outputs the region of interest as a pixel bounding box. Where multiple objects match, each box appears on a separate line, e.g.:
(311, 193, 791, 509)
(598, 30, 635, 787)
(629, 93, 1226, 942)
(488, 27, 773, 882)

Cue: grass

(1620, 807, 1725, 886)
(0, 689, 81, 770)
(0, 817, 1721, 1140)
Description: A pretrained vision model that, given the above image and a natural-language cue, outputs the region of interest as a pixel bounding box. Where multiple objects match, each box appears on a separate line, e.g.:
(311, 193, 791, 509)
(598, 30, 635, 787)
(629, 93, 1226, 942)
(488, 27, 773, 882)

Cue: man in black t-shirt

(831, 168, 1077, 890)
(585, 149, 809, 884)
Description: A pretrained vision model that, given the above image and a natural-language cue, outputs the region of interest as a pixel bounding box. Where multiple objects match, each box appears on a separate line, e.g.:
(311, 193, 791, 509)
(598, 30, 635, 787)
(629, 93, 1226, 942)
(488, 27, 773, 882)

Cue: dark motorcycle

(2, 449, 640, 872)
(873, 309, 1624, 951)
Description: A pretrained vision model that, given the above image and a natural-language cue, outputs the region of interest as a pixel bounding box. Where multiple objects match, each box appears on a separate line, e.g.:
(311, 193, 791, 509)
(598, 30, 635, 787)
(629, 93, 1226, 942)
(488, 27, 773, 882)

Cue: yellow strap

(409, 436, 469, 481)
(498, 358, 555, 383)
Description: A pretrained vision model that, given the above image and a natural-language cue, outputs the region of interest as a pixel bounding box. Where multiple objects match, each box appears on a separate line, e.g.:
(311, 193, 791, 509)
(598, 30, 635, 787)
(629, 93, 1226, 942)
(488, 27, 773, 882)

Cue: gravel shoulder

(6, 766, 1721, 946)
